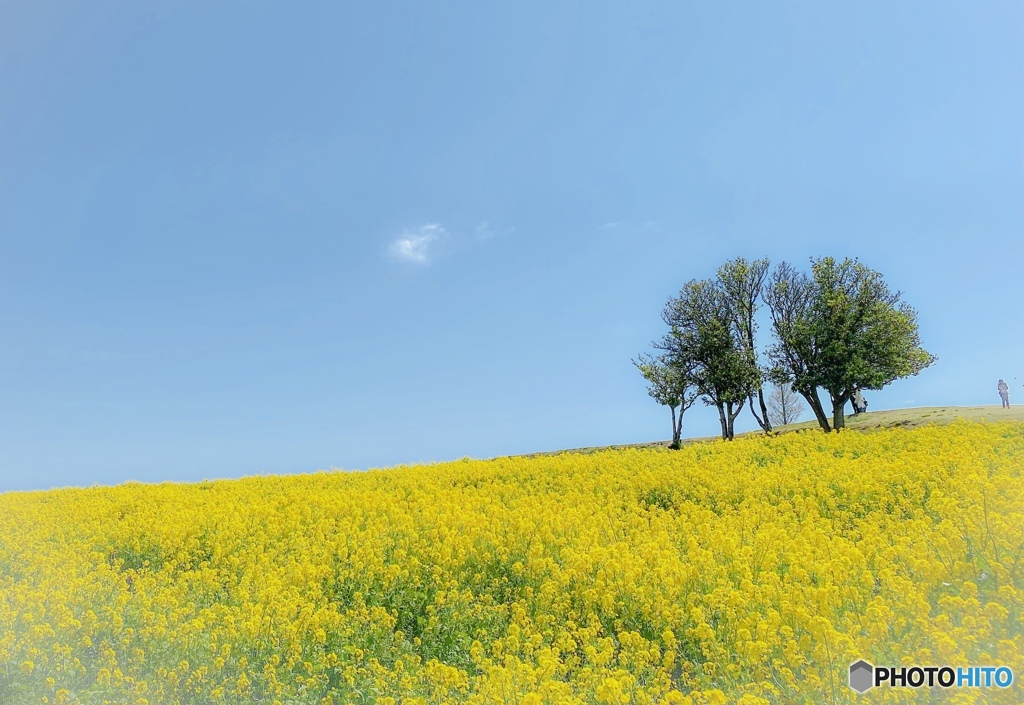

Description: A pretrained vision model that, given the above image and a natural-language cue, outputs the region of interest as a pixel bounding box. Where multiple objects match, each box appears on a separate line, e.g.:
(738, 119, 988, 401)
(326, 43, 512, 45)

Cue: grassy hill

(524, 404, 1024, 457)
(778, 403, 1024, 431)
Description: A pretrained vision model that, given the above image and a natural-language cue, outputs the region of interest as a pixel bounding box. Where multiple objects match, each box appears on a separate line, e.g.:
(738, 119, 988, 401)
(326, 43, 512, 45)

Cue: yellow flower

(0, 421, 1020, 704)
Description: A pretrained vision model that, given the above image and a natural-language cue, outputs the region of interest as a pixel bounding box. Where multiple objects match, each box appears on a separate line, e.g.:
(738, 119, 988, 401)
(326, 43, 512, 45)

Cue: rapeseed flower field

(1, 421, 1021, 704)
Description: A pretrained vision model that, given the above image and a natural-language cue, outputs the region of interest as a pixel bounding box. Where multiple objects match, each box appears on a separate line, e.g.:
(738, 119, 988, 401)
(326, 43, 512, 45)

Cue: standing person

(852, 389, 866, 415)
(997, 379, 1010, 408)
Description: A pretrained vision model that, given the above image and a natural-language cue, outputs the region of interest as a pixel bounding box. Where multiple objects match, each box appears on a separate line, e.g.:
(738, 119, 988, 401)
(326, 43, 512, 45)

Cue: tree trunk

(779, 392, 791, 425)
(717, 404, 730, 440)
(831, 394, 848, 431)
(730, 401, 743, 440)
(748, 392, 772, 433)
(757, 388, 772, 431)
(799, 387, 831, 432)
(670, 406, 681, 449)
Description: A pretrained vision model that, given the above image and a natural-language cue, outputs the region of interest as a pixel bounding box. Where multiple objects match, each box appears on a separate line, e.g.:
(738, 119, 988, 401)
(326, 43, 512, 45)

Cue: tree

(766, 382, 804, 426)
(717, 257, 772, 432)
(660, 279, 760, 440)
(765, 257, 936, 432)
(763, 262, 833, 430)
(633, 353, 698, 449)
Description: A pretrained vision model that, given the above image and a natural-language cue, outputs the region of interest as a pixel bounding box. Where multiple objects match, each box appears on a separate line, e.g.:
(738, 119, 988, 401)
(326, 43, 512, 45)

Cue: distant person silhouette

(997, 379, 1010, 408)
(852, 389, 867, 415)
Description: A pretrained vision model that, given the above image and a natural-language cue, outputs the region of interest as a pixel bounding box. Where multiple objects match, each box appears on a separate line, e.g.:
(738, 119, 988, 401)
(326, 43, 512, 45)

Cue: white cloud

(475, 220, 495, 240)
(476, 220, 515, 240)
(387, 223, 445, 264)
(600, 220, 659, 233)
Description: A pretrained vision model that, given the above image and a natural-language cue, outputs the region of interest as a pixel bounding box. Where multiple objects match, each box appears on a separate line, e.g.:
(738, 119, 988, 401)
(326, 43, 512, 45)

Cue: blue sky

(1, 1, 1021, 492)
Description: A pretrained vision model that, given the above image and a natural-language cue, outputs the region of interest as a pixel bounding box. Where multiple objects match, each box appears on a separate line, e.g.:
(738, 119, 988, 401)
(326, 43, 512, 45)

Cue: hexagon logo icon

(849, 660, 874, 693)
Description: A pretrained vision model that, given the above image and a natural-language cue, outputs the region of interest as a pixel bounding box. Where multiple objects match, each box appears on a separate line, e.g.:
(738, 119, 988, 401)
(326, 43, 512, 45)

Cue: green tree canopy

(632, 352, 698, 449)
(716, 257, 772, 432)
(765, 257, 936, 431)
(659, 279, 760, 440)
